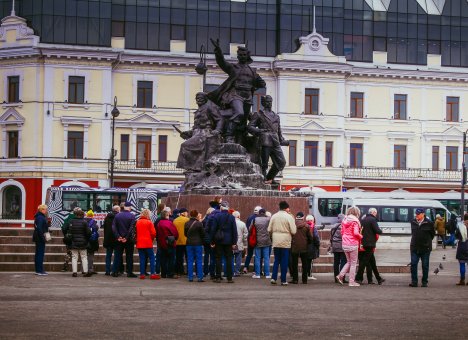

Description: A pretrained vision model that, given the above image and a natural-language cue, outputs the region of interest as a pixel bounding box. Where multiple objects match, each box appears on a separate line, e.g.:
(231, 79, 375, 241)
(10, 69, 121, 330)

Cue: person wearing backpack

(85, 210, 99, 275)
(251, 208, 271, 279)
(330, 214, 347, 283)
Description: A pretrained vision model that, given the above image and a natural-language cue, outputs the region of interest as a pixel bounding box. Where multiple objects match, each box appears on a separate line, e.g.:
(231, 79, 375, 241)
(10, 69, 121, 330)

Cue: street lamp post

(109, 96, 120, 187)
(195, 44, 207, 91)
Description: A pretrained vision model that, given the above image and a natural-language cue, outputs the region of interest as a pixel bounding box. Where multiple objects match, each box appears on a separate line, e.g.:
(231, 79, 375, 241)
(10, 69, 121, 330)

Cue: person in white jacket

(268, 201, 297, 285)
(233, 211, 248, 277)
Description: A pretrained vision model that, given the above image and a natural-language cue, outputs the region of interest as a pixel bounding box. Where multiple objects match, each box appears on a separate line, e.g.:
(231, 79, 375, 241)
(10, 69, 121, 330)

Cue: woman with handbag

(155, 210, 179, 278)
(70, 209, 92, 277)
(136, 209, 158, 280)
(85, 210, 99, 275)
(33, 204, 49, 276)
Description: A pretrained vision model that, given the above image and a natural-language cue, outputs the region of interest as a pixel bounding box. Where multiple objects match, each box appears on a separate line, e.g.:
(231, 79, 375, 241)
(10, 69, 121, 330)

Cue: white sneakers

(308, 276, 317, 280)
(265, 275, 272, 279)
(252, 275, 261, 279)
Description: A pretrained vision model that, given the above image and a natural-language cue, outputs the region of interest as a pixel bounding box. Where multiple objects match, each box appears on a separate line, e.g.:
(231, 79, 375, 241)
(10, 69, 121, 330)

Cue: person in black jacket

(455, 214, 468, 286)
(210, 201, 238, 283)
(409, 208, 435, 287)
(103, 205, 120, 275)
(70, 209, 92, 277)
(33, 204, 49, 276)
(355, 208, 384, 284)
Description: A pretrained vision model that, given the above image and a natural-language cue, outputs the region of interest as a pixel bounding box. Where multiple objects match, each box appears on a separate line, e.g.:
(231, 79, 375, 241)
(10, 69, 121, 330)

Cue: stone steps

(0, 227, 409, 273)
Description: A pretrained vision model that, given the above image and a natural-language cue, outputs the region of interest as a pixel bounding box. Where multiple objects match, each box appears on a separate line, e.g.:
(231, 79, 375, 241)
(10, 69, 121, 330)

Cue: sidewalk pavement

(0, 247, 467, 340)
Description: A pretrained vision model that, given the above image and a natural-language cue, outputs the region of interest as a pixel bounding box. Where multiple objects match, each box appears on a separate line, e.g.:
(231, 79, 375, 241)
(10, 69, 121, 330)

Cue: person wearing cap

(232, 211, 248, 277)
(355, 207, 384, 285)
(210, 201, 238, 283)
(268, 201, 297, 286)
(409, 208, 435, 287)
(60, 207, 81, 272)
(173, 208, 190, 277)
(85, 210, 99, 275)
(434, 213, 446, 249)
(69, 209, 92, 277)
(111, 201, 137, 278)
(290, 212, 314, 284)
(252, 208, 271, 279)
(242, 205, 262, 274)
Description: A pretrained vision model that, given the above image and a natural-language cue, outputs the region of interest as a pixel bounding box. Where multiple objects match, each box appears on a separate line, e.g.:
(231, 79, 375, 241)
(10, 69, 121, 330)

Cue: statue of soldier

(207, 38, 266, 144)
(247, 95, 289, 183)
(176, 92, 223, 172)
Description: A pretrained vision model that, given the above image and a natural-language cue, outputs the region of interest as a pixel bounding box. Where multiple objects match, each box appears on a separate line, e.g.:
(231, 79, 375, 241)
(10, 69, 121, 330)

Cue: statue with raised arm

(247, 95, 289, 184)
(207, 38, 266, 144)
(176, 92, 223, 172)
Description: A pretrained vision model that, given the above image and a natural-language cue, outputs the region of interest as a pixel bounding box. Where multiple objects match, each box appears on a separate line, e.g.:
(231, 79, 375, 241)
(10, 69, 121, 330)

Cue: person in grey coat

(252, 209, 272, 279)
(330, 214, 347, 283)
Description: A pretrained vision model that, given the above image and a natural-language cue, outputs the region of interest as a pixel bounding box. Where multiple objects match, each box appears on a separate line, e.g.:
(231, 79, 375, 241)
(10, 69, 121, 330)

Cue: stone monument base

(163, 190, 309, 219)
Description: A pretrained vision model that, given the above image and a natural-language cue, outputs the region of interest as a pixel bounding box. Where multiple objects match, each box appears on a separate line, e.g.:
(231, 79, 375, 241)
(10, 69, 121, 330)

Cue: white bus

(341, 198, 449, 234)
(45, 186, 176, 228)
(308, 190, 462, 227)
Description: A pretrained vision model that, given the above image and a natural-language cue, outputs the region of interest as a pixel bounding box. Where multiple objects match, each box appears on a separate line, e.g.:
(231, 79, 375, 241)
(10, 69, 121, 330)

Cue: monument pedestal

(164, 190, 309, 219)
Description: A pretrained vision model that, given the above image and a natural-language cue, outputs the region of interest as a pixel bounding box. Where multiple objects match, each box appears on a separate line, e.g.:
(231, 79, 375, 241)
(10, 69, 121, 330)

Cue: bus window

(381, 207, 396, 222)
(425, 208, 434, 221)
(94, 194, 123, 213)
(397, 208, 410, 222)
(318, 198, 342, 217)
(63, 192, 91, 211)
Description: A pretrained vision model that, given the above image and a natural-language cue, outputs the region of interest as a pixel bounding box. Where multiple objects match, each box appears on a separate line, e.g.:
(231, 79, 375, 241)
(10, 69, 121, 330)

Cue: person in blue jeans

(251, 209, 271, 279)
(267, 201, 297, 285)
(203, 207, 217, 279)
(103, 206, 120, 275)
(33, 204, 49, 276)
(185, 210, 206, 282)
(409, 208, 435, 287)
(243, 206, 262, 273)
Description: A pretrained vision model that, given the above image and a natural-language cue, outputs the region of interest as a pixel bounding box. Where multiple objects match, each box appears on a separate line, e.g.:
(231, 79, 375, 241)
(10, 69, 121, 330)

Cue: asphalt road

(0, 270, 467, 340)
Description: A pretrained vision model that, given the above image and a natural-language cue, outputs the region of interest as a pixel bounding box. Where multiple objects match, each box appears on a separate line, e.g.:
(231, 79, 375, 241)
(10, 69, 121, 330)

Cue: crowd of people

(32, 196, 468, 287)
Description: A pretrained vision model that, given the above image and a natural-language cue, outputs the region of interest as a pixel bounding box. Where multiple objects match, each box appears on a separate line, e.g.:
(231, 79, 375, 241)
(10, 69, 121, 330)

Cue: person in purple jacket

(111, 202, 137, 278)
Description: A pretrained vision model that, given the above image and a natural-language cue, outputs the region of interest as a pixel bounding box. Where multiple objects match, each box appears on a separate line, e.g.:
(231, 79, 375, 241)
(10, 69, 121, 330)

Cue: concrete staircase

(0, 228, 409, 273)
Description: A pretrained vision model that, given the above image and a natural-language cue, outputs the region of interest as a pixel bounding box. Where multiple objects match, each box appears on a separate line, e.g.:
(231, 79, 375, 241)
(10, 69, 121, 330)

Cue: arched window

(2, 185, 22, 220)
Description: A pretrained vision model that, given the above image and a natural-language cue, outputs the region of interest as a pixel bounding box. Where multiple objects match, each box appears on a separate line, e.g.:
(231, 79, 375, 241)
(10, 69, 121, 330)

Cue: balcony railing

(112, 160, 184, 174)
(343, 166, 462, 182)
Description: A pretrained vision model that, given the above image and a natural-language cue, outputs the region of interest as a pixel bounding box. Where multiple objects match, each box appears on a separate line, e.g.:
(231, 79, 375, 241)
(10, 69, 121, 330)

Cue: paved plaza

(0, 248, 467, 340)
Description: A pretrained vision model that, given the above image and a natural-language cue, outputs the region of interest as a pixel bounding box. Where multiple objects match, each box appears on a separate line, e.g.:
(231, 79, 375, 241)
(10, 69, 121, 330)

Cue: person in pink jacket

(336, 206, 363, 287)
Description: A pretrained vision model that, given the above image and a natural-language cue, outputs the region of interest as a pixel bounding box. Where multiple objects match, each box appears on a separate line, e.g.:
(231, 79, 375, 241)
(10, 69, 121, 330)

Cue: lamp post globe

(111, 96, 120, 118)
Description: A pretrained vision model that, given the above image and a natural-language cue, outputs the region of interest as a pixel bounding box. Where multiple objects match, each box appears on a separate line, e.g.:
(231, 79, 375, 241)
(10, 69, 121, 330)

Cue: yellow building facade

(0, 9, 466, 225)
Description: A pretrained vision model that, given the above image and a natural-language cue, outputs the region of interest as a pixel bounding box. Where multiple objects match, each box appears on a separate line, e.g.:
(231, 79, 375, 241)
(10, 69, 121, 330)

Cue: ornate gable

(0, 3, 39, 48)
(0, 107, 24, 126)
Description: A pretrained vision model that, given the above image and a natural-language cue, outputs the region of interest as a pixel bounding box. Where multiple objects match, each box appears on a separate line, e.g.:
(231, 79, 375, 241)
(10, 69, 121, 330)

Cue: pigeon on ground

(434, 267, 439, 275)
(442, 254, 446, 261)
(439, 263, 444, 270)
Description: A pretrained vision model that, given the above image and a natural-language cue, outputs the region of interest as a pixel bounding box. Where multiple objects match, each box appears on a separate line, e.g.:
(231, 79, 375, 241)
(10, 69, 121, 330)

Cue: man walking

(355, 208, 384, 285)
(210, 201, 238, 283)
(268, 201, 296, 286)
(111, 202, 137, 278)
(409, 208, 435, 287)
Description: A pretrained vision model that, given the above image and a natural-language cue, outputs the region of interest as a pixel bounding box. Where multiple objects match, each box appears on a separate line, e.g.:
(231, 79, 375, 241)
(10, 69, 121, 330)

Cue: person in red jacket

(136, 209, 158, 280)
(156, 210, 179, 278)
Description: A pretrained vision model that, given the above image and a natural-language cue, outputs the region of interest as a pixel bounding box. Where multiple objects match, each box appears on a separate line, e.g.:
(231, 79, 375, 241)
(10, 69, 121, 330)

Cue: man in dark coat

(207, 39, 266, 143)
(355, 208, 384, 284)
(247, 95, 289, 183)
(210, 201, 238, 283)
(409, 208, 435, 287)
(111, 202, 137, 278)
(103, 205, 120, 275)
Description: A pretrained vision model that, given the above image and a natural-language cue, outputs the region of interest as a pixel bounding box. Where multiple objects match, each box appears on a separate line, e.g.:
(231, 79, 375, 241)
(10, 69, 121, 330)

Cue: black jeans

(333, 252, 347, 277)
(160, 247, 176, 278)
(175, 245, 187, 275)
(291, 252, 310, 283)
(113, 241, 134, 274)
(215, 244, 233, 280)
(356, 247, 376, 282)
